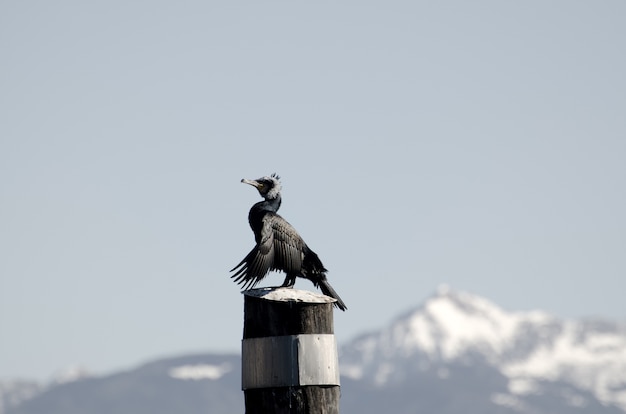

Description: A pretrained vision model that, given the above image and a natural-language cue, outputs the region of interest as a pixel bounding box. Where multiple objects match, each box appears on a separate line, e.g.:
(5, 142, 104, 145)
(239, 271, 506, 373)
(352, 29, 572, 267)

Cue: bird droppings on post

(243, 287, 338, 306)
(230, 173, 347, 311)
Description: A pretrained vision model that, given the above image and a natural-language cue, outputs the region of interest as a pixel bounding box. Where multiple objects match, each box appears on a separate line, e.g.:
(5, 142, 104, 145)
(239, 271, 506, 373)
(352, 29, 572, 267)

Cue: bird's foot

(279, 276, 296, 289)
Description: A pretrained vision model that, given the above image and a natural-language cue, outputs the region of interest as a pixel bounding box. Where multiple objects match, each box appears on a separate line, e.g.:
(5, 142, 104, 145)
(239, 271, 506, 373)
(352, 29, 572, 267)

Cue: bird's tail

(317, 277, 347, 311)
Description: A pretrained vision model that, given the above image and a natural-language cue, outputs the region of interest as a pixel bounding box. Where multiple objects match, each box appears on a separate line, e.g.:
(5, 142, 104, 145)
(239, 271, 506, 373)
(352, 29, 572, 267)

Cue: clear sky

(1, 1, 625, 380)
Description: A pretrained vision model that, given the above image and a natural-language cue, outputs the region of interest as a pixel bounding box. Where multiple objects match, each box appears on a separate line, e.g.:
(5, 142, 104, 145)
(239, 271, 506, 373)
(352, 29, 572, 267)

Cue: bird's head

(241, 173, 282, 200)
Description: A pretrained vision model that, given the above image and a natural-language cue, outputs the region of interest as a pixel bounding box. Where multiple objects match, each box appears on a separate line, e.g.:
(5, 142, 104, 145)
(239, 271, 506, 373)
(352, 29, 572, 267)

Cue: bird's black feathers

(231, 174, 347, 311)
(230, 212, 303, 289)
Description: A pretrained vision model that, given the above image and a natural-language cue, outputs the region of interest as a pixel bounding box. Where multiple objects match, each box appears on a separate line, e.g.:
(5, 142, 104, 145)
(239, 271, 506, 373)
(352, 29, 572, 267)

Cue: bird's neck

(256, 194, 281, 213)
(248, 195, 281, 234)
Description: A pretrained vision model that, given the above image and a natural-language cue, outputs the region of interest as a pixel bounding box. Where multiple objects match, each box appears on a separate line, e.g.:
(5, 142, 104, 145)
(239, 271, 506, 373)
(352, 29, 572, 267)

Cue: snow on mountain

(340, 285, 626, 411)
(0, 365, 92, 414)
(50, 365, 92, 385)
(0, 381, 42, 414)
(168, 363, 232, 380)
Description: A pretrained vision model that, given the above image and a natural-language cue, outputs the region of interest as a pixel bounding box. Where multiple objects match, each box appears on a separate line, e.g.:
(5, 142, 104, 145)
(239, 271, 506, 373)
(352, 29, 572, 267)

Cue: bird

(230, 173, 347, 311)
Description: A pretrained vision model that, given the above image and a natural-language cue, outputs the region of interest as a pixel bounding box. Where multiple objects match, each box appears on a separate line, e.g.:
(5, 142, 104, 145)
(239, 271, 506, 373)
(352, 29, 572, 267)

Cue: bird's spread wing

(230, 215, 275, 289)
(230, 213, 304, 289)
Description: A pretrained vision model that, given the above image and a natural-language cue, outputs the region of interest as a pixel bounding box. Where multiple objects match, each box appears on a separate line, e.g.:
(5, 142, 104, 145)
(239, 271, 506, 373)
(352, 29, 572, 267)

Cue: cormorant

(231, 174, 347, 311)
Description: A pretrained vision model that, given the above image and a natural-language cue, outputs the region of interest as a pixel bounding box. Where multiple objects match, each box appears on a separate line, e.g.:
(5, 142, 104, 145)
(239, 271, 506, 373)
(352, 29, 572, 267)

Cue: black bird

(231, 174, 347, 311)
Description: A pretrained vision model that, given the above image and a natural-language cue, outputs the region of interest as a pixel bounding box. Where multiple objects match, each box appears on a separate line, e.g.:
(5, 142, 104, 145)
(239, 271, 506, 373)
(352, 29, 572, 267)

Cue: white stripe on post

(242, 334, 340, 389)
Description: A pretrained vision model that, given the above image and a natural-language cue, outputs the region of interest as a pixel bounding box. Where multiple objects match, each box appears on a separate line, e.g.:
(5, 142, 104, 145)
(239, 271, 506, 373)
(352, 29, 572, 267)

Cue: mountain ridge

(340, 286, 626, 411)
(3, 286, 625, 414)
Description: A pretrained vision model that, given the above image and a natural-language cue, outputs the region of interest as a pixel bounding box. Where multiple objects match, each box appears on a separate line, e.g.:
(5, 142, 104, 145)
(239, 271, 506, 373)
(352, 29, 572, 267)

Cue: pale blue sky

(1, 1, 625, 380)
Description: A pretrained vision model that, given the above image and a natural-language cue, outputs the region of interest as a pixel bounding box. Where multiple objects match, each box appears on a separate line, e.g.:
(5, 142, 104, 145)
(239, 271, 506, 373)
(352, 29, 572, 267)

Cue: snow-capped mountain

(340, 285, 626, 412)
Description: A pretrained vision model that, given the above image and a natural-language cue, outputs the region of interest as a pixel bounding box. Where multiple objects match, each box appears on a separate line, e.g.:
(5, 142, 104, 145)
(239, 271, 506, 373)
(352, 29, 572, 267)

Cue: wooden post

(241, 287, 340, 414)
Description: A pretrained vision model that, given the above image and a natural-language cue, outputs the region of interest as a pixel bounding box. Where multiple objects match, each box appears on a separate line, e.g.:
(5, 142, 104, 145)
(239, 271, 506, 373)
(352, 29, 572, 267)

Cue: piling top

(243, 287, 337, 305)
(243, 287, 335, 338)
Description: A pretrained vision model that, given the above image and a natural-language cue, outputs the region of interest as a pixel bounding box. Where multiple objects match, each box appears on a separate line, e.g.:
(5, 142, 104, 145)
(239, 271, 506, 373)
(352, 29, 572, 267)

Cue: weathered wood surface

(243, 288, 335, 339)
(242, 287, 340, 414)
(244, 386, 340, 414)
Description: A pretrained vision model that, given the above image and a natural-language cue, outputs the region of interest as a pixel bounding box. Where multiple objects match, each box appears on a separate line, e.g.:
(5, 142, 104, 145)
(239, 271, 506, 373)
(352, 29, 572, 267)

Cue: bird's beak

(241, 178, 261, 189)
